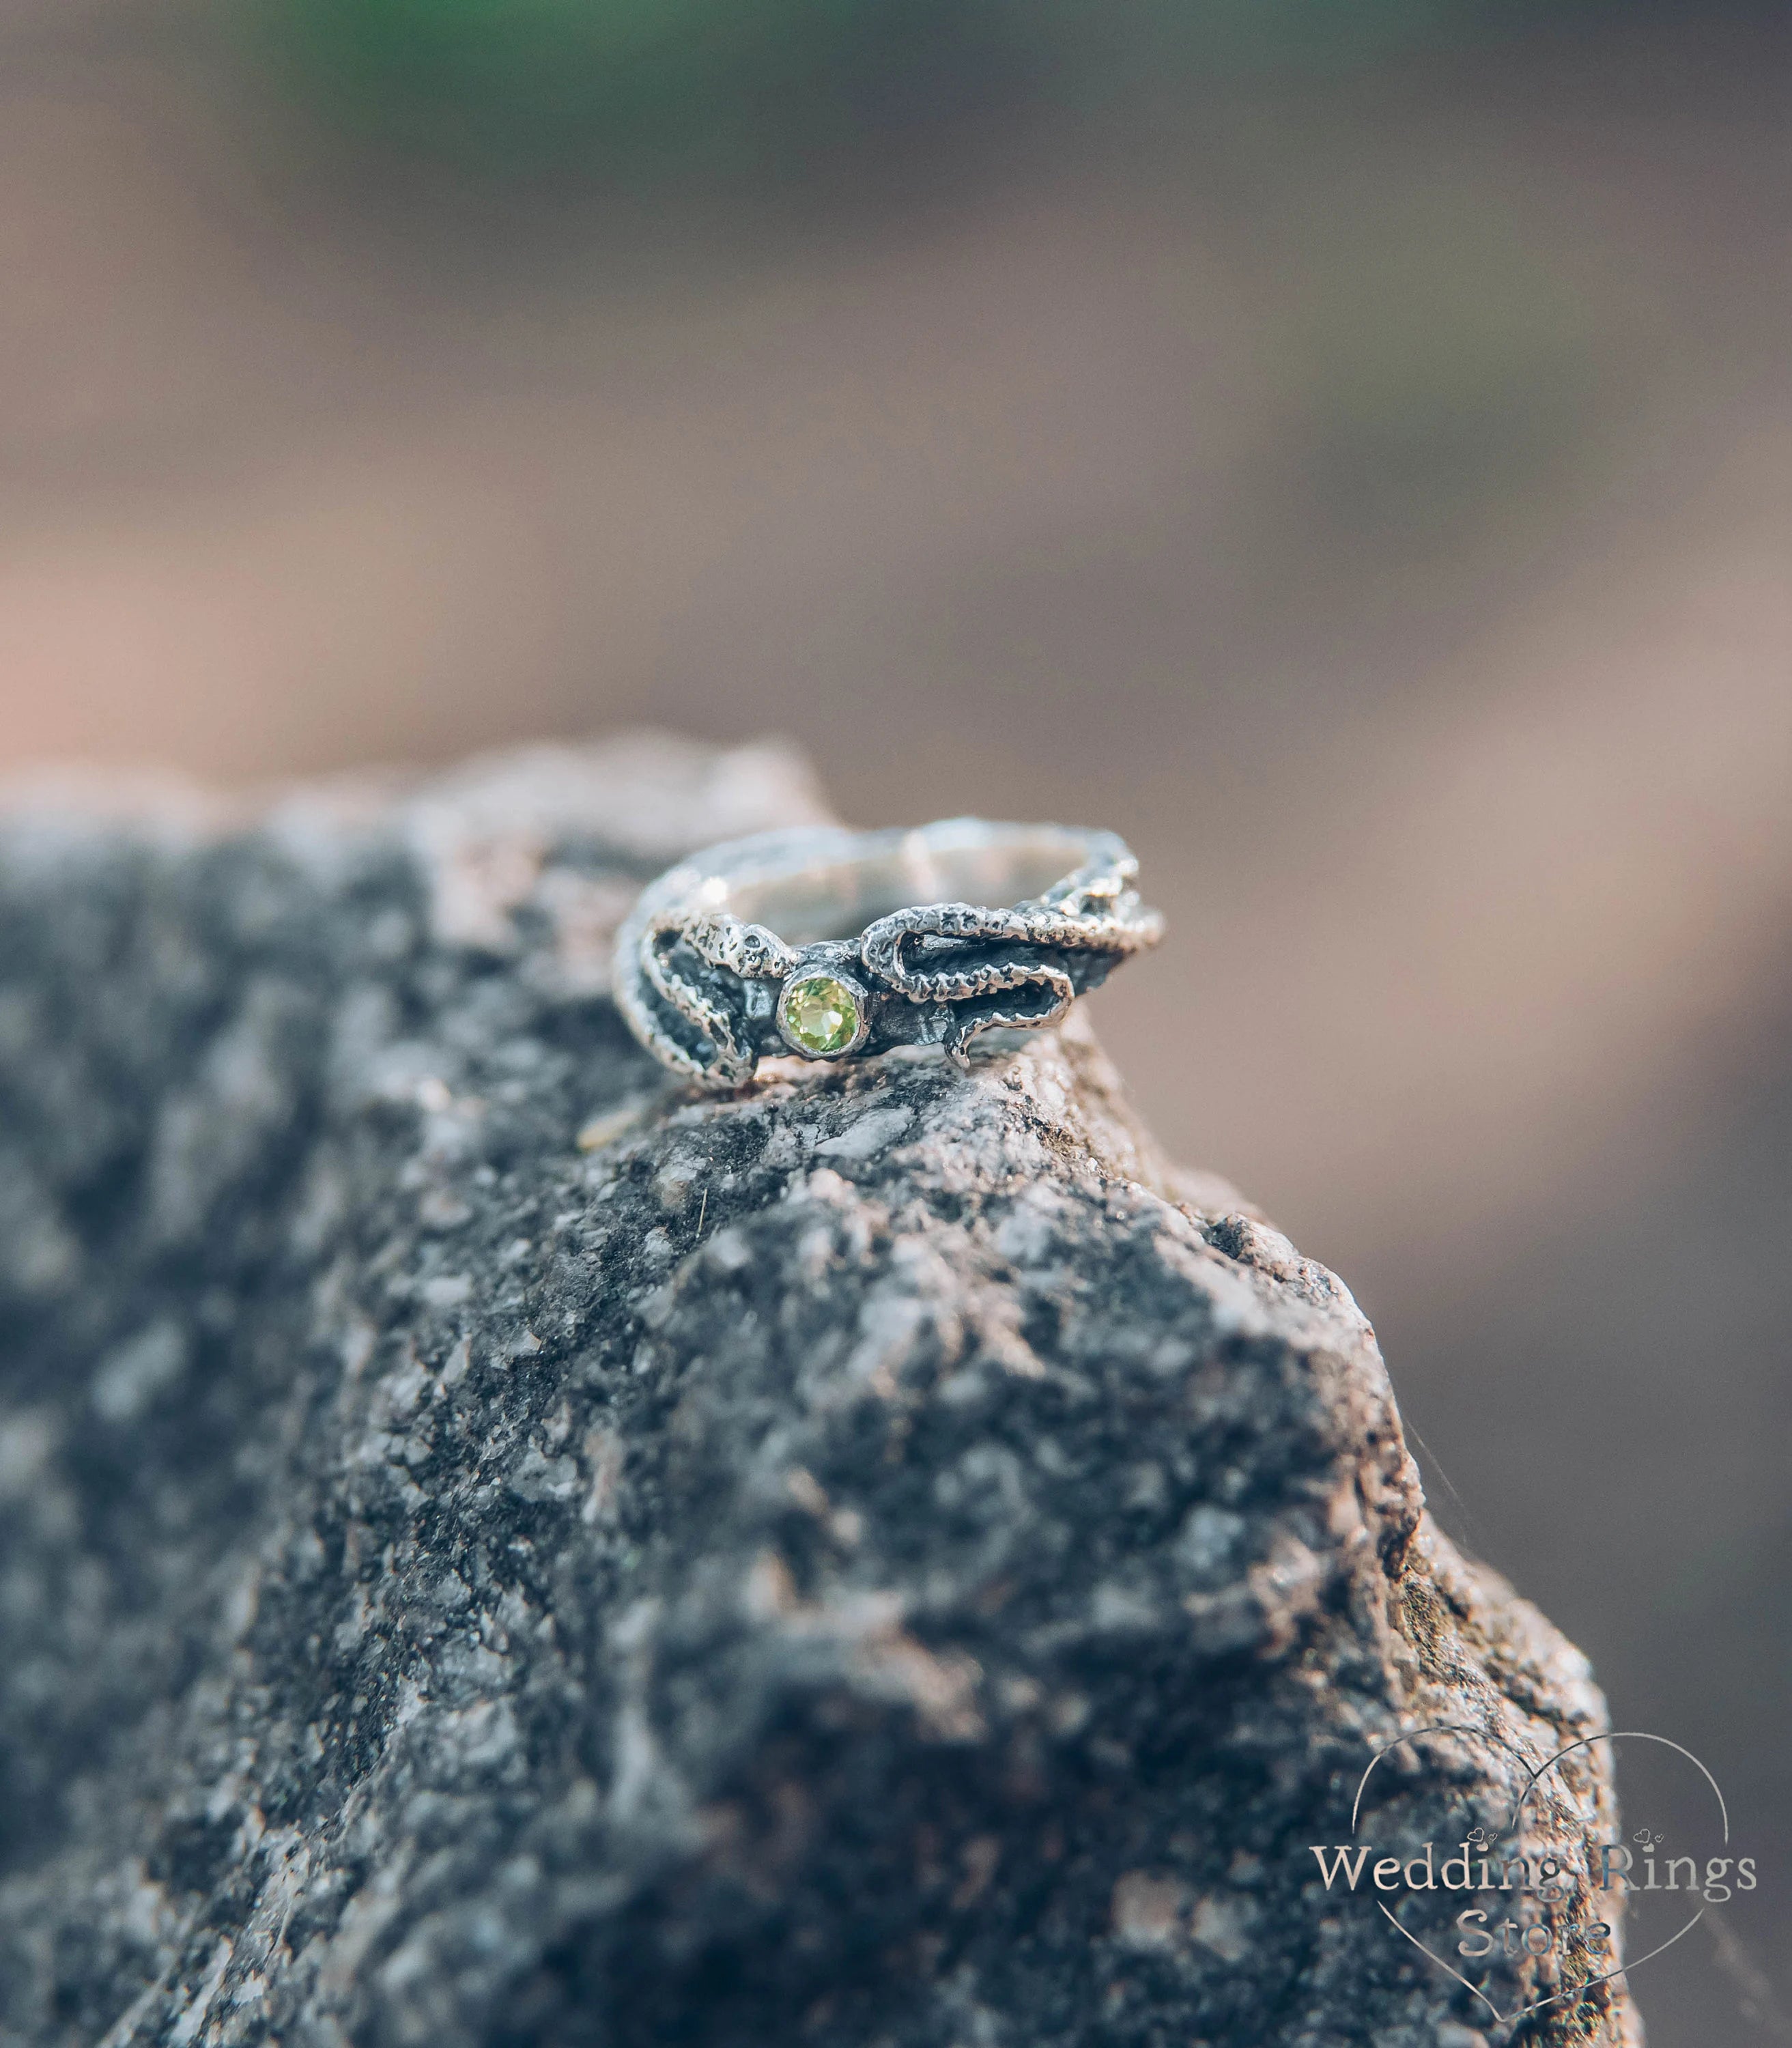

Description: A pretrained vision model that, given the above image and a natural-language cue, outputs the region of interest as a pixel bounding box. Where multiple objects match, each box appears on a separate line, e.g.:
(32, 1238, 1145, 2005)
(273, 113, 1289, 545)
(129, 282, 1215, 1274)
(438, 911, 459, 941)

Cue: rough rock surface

(0, 739, 1639, 2048)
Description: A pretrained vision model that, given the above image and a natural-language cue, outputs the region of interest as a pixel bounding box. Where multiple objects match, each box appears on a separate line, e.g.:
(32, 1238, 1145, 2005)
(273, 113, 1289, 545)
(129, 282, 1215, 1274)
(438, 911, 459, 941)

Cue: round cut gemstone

(781, 973, 862, 1056)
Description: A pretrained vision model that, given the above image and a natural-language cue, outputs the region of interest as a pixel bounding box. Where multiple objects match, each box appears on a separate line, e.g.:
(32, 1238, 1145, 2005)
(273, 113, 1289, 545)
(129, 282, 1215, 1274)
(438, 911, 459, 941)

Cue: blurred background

(0, 0, 1787, 2034)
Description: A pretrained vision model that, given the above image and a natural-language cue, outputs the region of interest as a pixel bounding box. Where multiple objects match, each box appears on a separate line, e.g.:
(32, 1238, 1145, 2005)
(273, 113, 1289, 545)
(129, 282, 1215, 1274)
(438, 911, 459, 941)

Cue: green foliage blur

(248, 0, 1564, 181)
(251, 0, 1023, 178)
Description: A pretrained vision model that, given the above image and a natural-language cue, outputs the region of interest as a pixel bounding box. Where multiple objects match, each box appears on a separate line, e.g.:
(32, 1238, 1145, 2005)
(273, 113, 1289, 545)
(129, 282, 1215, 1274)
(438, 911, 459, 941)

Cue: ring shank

(678, 820, 1112, 944)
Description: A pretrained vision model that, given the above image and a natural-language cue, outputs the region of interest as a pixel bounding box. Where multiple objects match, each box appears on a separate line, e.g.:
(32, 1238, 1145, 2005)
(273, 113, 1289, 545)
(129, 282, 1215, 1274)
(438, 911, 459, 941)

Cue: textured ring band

(614, 818, 1165, 1090)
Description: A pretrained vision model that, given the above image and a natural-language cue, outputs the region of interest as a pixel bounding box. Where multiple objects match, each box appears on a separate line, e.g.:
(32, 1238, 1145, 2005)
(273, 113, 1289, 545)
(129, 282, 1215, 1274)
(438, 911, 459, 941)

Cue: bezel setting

(776, 967, 871, 1059)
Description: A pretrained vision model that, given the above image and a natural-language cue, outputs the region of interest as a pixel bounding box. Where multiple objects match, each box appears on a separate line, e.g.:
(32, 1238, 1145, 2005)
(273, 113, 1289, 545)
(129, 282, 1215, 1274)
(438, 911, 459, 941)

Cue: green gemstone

(782, 973, 861, 1056)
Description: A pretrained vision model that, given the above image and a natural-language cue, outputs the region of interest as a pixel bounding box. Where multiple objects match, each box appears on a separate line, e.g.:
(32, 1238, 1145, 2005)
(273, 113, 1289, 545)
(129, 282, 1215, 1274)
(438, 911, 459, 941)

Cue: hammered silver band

(613, 818, 1164, 1090)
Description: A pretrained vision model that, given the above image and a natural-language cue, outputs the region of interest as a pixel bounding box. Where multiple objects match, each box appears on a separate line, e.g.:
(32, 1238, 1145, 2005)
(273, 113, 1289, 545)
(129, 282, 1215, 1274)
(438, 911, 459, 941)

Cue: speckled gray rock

(0, 739, 1639, 2048)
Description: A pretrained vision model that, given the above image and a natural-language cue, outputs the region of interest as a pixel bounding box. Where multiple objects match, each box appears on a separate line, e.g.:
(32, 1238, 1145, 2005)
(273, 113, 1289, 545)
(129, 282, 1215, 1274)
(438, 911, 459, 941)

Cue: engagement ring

(614, 818, 1164, 1089)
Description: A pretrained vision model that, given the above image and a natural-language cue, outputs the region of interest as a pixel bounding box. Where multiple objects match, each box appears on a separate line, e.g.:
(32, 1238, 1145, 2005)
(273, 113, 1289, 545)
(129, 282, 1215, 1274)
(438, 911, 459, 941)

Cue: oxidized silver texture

(614, 819, 1165, 1089)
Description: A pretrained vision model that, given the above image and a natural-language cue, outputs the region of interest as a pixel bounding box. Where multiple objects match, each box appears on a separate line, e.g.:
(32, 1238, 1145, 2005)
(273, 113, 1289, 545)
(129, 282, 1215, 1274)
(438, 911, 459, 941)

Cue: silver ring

(614, 818, 1165, 1090)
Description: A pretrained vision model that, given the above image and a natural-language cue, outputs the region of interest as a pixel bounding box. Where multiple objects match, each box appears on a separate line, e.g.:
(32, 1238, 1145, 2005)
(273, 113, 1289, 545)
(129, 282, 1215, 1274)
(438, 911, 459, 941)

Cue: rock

(0, 738, 1639, 2047)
